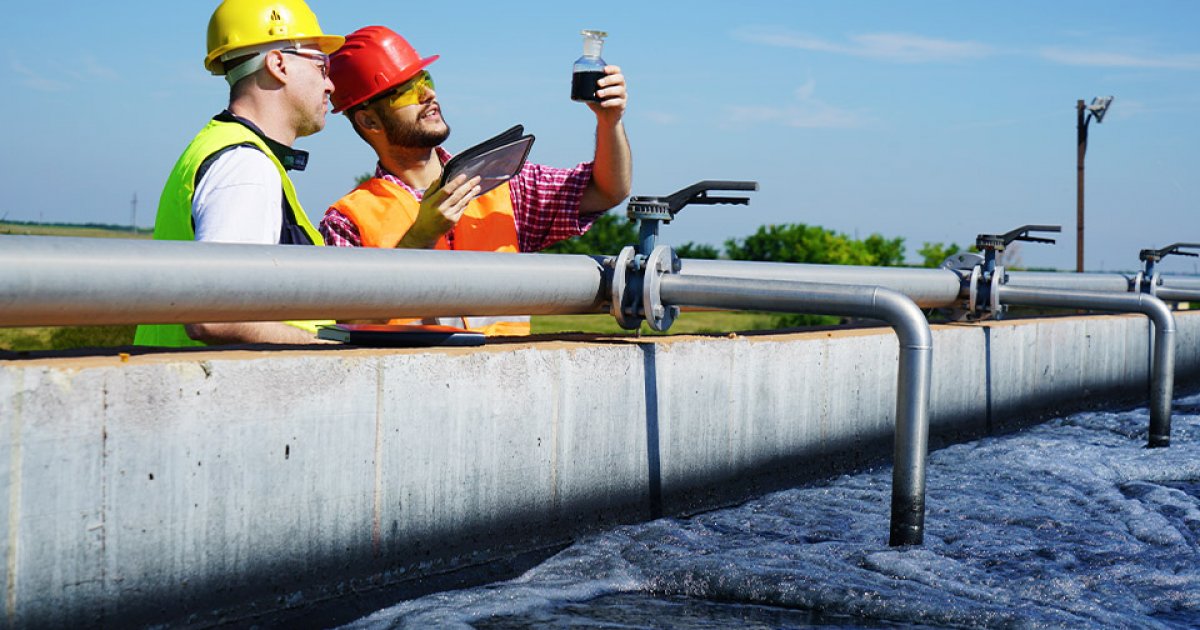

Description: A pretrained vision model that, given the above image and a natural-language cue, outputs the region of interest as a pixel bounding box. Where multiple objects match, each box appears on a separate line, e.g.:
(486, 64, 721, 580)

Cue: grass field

(531, 311, 790, 335)
(0, 222, 151, 239)
(0, 326, 138, 352)
(0, 312, 805, 353)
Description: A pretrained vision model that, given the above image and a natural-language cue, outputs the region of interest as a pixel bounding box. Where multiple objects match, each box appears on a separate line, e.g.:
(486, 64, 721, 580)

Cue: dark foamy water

(344, 393, 1200, 629)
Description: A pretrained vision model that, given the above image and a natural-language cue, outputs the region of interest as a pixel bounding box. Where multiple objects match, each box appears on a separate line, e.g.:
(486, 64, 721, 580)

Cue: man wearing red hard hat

(321, 26, 632, 336)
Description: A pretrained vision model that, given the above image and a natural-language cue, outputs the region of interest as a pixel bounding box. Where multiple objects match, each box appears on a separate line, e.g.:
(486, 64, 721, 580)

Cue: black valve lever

(626, 180, 759, 256)
(659, 181, 758, 216)
(629, 181, 759, 221)
(1139, 242, 1200, 263)
(1139, 242, 1200, 283)
(975, 225, 1062, 251)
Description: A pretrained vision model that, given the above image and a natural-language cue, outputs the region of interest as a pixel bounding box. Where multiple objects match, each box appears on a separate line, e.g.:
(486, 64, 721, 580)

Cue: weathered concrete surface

(1, 312, 1198, 627)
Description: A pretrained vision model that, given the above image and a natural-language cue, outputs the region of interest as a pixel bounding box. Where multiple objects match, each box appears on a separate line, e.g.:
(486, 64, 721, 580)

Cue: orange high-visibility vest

(329, 177, 531, 335)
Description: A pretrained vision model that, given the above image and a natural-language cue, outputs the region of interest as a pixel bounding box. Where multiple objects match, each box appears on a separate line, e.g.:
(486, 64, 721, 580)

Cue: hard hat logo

(268, 10, 285, 36)
(205, 0, 344, 76)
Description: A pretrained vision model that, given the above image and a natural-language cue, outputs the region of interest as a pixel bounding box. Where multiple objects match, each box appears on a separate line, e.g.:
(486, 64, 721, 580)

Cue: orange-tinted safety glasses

(383, 71, 435, 109)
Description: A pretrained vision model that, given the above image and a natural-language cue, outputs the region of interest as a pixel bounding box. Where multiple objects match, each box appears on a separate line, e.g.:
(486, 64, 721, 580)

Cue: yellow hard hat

(205, 0, 344, 75)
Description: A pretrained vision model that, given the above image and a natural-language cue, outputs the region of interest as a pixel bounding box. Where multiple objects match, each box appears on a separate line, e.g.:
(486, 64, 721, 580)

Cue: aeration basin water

(345, 392, 1200, 629)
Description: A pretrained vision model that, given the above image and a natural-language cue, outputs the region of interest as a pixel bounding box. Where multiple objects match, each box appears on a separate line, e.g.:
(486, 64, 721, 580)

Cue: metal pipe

(675, 260, 1195, 309)
(679, 259, 962, 308)
(1159, 276, 1200, 293)
(0, 236, 608, 326)
(659, 274, 932, 546)
(1006, 271, 1131, 293)
(1155, 287, 1200, 303)
(996, 285, 1176, 447)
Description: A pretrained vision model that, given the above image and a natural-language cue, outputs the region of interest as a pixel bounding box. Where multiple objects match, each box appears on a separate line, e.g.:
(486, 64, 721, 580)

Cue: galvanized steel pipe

(678, 259, 962, 308)
(673, 260, 1200, 311)
(658, 274, 932, 546)
(997, 285, 1176, 447)
(1155, 287, 1200, 303)
(0, 236, 608, 326)
(1005, 271, 1131, 293)
(1159, 277, 1200, 293)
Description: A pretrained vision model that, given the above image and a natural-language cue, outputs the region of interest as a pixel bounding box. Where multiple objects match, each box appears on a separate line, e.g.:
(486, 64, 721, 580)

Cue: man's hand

(587, 65, 626, 127)
(397, 174, 482, 249)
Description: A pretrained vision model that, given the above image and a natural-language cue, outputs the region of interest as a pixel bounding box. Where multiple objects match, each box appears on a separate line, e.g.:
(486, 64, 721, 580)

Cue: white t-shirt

(192, 147, 283, 244)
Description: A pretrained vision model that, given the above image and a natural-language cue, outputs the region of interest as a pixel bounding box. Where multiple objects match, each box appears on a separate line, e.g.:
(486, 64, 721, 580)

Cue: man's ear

(353, 108, 383, 133)
(263, 49, 288, 84)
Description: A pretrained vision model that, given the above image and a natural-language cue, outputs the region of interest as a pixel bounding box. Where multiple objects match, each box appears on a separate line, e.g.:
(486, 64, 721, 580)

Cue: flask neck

(582, 38, 603, 58)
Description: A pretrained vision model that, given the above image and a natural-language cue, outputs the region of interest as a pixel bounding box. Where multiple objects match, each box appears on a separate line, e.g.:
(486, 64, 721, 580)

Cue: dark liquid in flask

(571, 70, 605, 102)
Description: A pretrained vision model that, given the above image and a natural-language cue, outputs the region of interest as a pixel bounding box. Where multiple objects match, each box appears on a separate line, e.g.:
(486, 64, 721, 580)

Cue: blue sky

(2, 1, 1198, 272)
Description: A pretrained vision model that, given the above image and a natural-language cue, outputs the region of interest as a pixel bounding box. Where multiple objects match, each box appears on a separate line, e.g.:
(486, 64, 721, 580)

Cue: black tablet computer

(318, 324, 485, 347)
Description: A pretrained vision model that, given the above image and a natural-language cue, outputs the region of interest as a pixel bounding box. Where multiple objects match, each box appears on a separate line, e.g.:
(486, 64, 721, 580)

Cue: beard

(381, 105, 451, 148)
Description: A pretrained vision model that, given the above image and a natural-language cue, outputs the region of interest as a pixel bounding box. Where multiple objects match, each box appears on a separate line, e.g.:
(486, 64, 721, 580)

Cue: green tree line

(544, 213, 966, 269)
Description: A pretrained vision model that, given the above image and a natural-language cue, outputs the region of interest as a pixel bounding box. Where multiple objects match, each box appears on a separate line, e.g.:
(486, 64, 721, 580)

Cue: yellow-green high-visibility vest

(134, 117, 328, 347)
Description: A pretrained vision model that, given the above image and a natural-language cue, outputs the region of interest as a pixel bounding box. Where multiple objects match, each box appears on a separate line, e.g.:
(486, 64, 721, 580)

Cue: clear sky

(2, 1, 1198, 272)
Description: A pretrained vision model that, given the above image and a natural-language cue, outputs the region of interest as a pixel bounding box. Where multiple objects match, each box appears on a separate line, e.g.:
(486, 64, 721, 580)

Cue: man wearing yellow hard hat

(135, 0, 343, 347)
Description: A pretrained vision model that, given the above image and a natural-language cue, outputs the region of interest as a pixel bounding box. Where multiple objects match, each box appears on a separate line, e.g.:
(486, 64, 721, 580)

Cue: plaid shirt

(321, 147, 597, 252)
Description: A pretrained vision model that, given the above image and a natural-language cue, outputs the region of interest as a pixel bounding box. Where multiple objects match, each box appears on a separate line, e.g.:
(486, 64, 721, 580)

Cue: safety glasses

(281, 49, 330, 79)
(383, 71, 435, 109)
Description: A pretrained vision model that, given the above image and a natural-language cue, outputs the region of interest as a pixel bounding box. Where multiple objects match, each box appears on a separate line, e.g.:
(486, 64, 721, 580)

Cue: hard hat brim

(206, 34, 345, 75)
(331, 54, 439, 114)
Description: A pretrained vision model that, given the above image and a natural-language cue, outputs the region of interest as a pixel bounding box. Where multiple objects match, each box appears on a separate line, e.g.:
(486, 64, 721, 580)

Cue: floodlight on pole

(1088, 96, 1114, 123)
(1076, 95, 1115, 273)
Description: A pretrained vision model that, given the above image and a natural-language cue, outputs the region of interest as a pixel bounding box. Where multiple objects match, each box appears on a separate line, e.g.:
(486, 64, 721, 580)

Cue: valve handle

(663, 181, 758, 215)
(627, 180, 758, 218)
(975, 224, 1061, 251)
(1139, 242, 1200, 262)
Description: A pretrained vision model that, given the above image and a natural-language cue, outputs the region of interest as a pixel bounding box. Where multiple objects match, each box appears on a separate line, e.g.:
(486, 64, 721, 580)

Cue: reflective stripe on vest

(329, 177, 531, 335)
(134, 120, 329, 348)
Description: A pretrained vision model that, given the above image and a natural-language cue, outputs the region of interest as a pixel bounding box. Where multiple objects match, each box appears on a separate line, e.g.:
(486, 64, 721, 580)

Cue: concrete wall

(2, 312, 1199, 627)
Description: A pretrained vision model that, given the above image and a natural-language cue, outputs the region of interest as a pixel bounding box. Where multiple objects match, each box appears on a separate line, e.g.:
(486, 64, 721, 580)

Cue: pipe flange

(1132, 271, 1145, 294)
(643, 245, 681, 332)
(990, 265, 1004, 317)
(967, 265, 981, 316)
(1149, 272, 1161, 297)
(609, 246, 642, 330)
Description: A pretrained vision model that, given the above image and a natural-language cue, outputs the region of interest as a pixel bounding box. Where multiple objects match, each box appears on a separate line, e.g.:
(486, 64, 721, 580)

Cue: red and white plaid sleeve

(319, 209, 363, 247)
(508, 161, 597, 253)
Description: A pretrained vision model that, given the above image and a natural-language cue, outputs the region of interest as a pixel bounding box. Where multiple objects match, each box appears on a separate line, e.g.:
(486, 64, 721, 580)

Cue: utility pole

(1076, 100, 1086, 273)
(130, 193, 138, 233)
(1075, 96, 1113, 273)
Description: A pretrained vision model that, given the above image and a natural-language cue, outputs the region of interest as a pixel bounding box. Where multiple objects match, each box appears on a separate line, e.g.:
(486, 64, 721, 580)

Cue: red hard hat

(330, 26, 438, 113)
